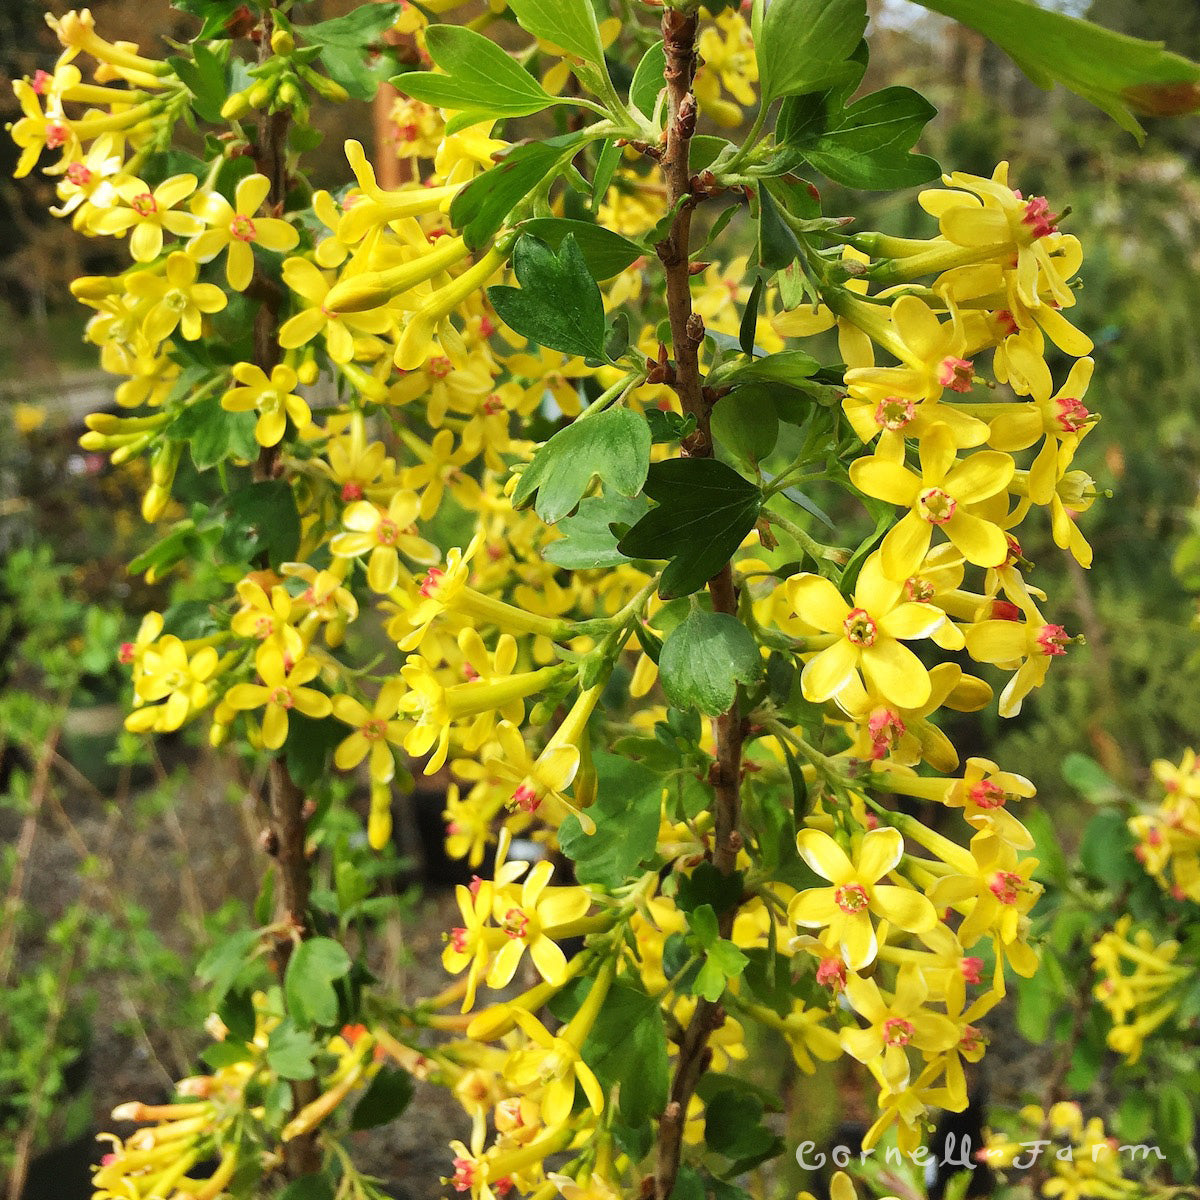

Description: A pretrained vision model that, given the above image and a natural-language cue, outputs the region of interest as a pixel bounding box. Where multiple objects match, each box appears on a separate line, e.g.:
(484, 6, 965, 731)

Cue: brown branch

(652, 11, 748, 1200)
(246, 5, 321, 1177)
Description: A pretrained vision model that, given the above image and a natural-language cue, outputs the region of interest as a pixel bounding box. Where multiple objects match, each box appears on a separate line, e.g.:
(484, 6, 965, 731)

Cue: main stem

(653, 11, 747, 1200)
(250, 6, 321, 1179)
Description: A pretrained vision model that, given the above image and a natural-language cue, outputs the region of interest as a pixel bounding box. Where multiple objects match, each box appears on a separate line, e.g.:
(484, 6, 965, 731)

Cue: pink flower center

(938, 356, 974, 392)
(230, 213, 257, 242)
(1022, 196, 1059, 239)
(428, 355, 452, 380)
(502, 907, 530, 940)
(961, 956, 984, 984)
(968, 780, 1008, 809)
(45, 122, 69, 149)
(874, 396, 915, 432)
(918, 487, 957, 525)
(118, 641, 135, 664)
(269, 686, 295, 710)
(254, 615, 274, 639)
(420, 567, 444, 598)
(1036, 623, 1069, 657)
(989, 870, 1022, 905)
(512, 783, 540, 814)
(483, 394, 504, 415)
(834, 883, 869, 914)
(450, 927, 468, 953)
(493, 1179, 514, 1197)
(1054, 396, 1090, 433)
(451, 1158, 475, 1192)
(816, 956, 846, 990)
(32, 69, 52, 95)
(130, 192, 157, 218)
(843, 607, 877, 647)
(362, 718, 388, 742)
(341, 481, 364, 502)
(868, 708, 906, 759)
(995, 309, 1019, 337)
(960, 1024, 984, 1053)
(375, 517, 400, 547)
(904, 575, 935, 603)
(1004, 534, 1023, 566)
(66, 162, 92, 187)
(991, 599, 1021, 622)
(883, 1017, 914, 1047)
(479, 316, 496, 338)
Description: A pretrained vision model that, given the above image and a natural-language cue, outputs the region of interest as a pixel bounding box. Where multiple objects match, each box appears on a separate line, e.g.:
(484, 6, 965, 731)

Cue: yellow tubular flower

(90, 173, 203, 262)
(336, 138, 458, 244)
(789, 826, 937, 970)
(187, 173, 299, 290)
(224, 642, 333, 750)
(220, 361, 311, 448)
(851, 423, 1015, 580)
(332, 678, 407, 784)
(788, 550, 945, 708)
(331, 491, 439, 593)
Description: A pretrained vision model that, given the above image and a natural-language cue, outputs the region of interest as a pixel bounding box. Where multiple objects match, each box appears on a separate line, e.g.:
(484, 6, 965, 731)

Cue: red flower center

(968, 779, 1008, 809)
(1054, 396, 1089, 433)
(131, 192, 157, 218)
(989, 870, 1022, 905)
(269, 686, 294, 710)
(918, 487, 957, 525)
(1036, 623, 1069, 656)
(883, 1017, 914, 1047)
(834, 883, 869, 914)
(1022, 196, 1059, 239)
(420, 567, 444, 598)
(428, 355, 452, 379)
(868, 708, 906, 759)
(843, 608, 877, 647)
(874, 396, 915, 432)
(66, 162, 92, 187)
(230, 213, 257, 242)
(375, 517, 400, 547)
(938, 356, 974, 392)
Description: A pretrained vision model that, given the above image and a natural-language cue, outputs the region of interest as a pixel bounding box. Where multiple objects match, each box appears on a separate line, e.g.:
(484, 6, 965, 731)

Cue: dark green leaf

(711, 385, 780, 466)
(559, 752, 662, 887)
(172, 390, 257, 471)
(704, 1086, 779, 1163)
(543, 494, 648, 570)
(196, 928, 261, 1002)
(517, 218, 645, 281)
(645, 409, 697, 445)
(911, 0, 1200, 138)
(279, 1178, 335, 1200)
(793, 87, 940, 190)
(283, 711, 343, 790)
(284, 936, 352, 1028)
(752, 0, 868, 106)
(223, 480, 300, 568)
(392, 25, 554, 117)
(488, 234, 608, 361)
(739, 274, 765, 357)
(1079, 810, 1138, 884)
(579, 979, 669, 1125)
(169, 42, 231, 124)
(514, 405, 650, 524)
(660, 610, 762, 717)
(201, 1040, 254, 1070)
(757, 184, 802, 270)
(1024, 806, 1070, 886)
(617, 458, 763, 598)
(674, 861, 744, 917)
(350, 1066, 415, 1130)
(451, 135, 584, 250)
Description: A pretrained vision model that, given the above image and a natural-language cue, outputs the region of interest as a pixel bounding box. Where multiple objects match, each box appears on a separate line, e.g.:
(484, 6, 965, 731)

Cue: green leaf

(514, 405, 650, 524)
(1157, 1084, 1197, 1180)
(172, 391, 257, 471)
(617, 458, 763, 598)
(169, 42, 231, 124)
(558, 752, 662, 887)
(517, 219, 644, 281)
(304, 3, 405, 100)
(222, 480, 301, 568)
(1078, 810, 1138, 884)
(507, 0, 607, 66)
(350, 1066, 415, 1131)
(392, 25, 555, 118)
(543, 494, 648, 569)
(579, 979, 668, 1126)
(752, 0, 868, 106)
(674, 860, 744, 917)
(283, 711, 343, 791)
(711, 385, 779, 466)
(196, 928, 261, 1002)
(592, 138, 622, 207)
(910, 0, 1200, 138)
(660, 610, 762, 717)
(706, 348, 820, 391)
(283, 936, 352, 1028)
(1061, 752, 1121, 804)
(488, 234, 608, 361)
(450, 133, 587, 251)
(1024, 806, 1070, 887)
(739, 275, 765, 356)
(630, 40, 667, 123)
(266, 1019, 319, 1081)
(784, 86, 940, 190)
(690, 903, 720, 948)
(279, 1179, 335, 1200)
(704, 1086, 779, 1165)
(757, 185, 801, 271)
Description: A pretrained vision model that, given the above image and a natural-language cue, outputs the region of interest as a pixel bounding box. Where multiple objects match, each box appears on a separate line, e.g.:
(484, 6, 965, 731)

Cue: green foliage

(659, 608, 763, 716)
(751, 0, 868, 107)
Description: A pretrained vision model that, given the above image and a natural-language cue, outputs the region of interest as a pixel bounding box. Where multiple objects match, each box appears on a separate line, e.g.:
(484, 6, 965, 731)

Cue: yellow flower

(126, 634, 218, 732)
(335, 138, 458, 245)
(220, 361, 311, 448)
(123, 251, 227, 344)
(229, 576, 303, 660)
(840, 966, 960, 1092)
(850, 423, 1015, 580)
(225, 642, 333, 750)
(487, 859, 590, 989)
(332, 678, 407, 784)
(277, 256, 391, 364)
(788, 550, 945, 708)
(90, 173, 203, 262)
(788, 826, 937, 970)
(330, 491, 438, 593)
(444, 876, 500, 1012)
(187, 173, 299, 291)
